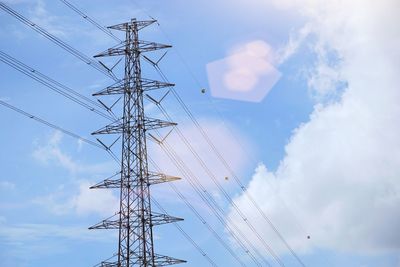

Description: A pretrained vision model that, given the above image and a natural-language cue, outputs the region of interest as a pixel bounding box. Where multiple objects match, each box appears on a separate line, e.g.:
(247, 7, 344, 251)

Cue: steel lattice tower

(89, 19, 185, 267)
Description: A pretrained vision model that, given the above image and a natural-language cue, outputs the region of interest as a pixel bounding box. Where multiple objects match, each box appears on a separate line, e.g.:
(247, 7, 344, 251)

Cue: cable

(148, 157, 248, 267)
(158, 25, 308, 267)
(0, 100, 217, 267)
(155, 117, 284, 266)
(0, 51, 105, 110)
(151, 131, 271, 266)
(58, 0, 122, 43)
(127, 5, 309, 264)
(0, 51, 109, 112)
(157, 143, 265, 266)
(0, 5, 222, 265)
(0, 51, 115, 121)
(148, 64, 283, 265)
(152, 61, 304, 265)
(0, 2, 118, 81)
(0, 99, 120, 163)
(133, 9, 308, 265)
(0, 99, 102, 149)
(58, 5, 263, 263)
(150, 195, 219, 267)
(169, 89, 305, 266)
(0, 2, 304, 263)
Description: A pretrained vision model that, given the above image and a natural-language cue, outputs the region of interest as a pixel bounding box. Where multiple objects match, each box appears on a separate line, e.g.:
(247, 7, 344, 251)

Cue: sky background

(0, 0, 399, 266)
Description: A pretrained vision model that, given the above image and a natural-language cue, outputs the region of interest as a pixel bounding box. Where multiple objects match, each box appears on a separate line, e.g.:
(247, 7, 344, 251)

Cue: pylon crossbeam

(100, 254, 186, 267)
(91, 172, 180, 189)
(92, 117, 176, 135)
(90, 178, 122, 189)
(95, 41, 171, 58)
(148, 172, 181, 185)
(151, 212, 183, 226)
(93, 78, 174, 96)
(108, 19, 156, 31)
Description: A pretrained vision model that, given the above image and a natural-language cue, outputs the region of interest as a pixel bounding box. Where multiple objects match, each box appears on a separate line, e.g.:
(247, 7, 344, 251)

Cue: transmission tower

(89, 18, 186, 267)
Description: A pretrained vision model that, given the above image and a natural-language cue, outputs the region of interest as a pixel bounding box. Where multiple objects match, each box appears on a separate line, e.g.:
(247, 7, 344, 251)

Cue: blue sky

(1, 0, 399, 267)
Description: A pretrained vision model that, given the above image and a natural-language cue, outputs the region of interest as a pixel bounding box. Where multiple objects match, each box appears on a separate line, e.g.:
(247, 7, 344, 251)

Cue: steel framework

(90, 18, 185, 267)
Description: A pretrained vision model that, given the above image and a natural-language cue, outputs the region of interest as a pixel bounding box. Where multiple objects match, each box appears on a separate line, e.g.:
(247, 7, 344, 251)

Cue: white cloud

(77, 138, 84, 152)
(0, 181, 15, 190)
(276, 23, 312, 65)
(32, 131, 119, 216)
(0, 220, 116, 258)
(33, 180, 119, 217)
(32, 131, 115, 175)
(28, 0, 68, 38)
(33, 131, 77, 172)
(307, 59, 343, 101)
(0, 222, 99, 242)
(228, 0, 400, 257)
(70, 180, 118, 216)
(149, 119, 253, 202)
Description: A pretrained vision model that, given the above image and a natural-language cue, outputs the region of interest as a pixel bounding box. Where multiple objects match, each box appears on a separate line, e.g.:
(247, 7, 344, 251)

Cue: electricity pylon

(89, 18, 185, 267)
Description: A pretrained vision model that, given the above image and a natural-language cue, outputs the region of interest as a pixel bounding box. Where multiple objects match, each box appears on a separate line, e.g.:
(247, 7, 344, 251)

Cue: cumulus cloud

(33, 180, 119, 217)
(149, 119, 252, 203)
(227, 0, 400, 257)
(32, 131, 114, 175)
(0, 220, 116, 260)
(28, 0, 68, 38)
(33, 131, 78, 172)
(70, 181, 118, 216)
(32, 131, 119, 216)
(206, 40, 281, 102)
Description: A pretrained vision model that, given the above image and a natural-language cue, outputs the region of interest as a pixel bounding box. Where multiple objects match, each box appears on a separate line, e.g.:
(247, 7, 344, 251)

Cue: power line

(59, 2, 282, 259)
(38, 10, 258, 263)
(152, 21, 309, 267)
(0, 6, 226, 264)
(46, 4, 272, 262)
(1, 6, 303, 259)
(58, 0, 122, 43)
(0, 51, 115, 121)
(0, 51, 103, 109)
(151, 61, 305, 266)
(133, 9, 308, 264)
(0, 99, 103, 150)
(151, 130, 270, 266)
(170, 88, 306, 266)
(0, 99, 219, 267)
(126, 8, 310, 263)
(148, 157, 248, 267)
(0, 99, 121, 163)
(154, 118, 284, 266)
(146, 61, 283, 265)
(0, 2, 117, 81)
(0, 1, 306, 264)
(150, 194, 219, 267)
